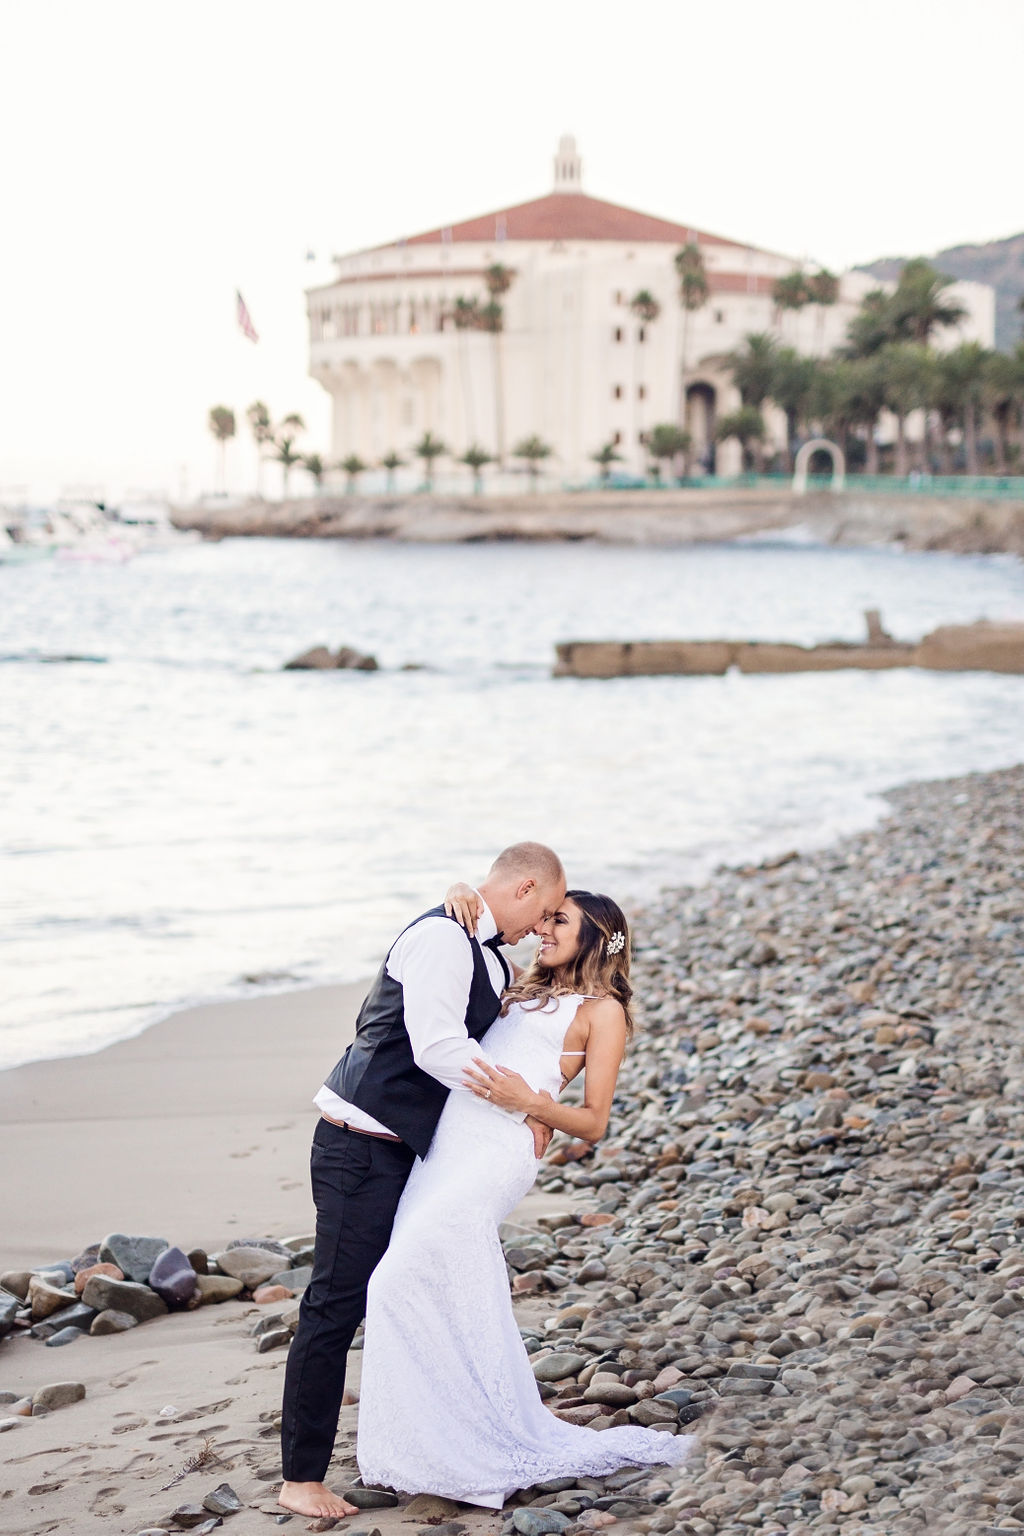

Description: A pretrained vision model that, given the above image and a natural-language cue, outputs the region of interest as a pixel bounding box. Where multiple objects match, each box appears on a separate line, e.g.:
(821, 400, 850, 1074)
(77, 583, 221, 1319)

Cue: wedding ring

(485, 1089, 492, 1099)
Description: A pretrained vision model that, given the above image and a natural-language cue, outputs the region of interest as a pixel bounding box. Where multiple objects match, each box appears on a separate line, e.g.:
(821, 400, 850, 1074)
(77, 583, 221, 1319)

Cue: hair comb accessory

(607, 931, 625, 956)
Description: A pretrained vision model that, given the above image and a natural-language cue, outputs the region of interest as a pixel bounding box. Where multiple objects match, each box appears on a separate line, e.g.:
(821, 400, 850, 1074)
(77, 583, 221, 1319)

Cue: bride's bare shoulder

(577, 995, 627, 1030)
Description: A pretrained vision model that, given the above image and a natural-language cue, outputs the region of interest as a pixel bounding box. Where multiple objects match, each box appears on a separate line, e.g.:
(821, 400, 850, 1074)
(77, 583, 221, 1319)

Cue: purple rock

(148, 1247, 198, 1308)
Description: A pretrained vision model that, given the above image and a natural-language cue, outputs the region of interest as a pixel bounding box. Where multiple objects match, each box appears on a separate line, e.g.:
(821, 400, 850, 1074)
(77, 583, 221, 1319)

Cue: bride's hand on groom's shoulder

(445, 882, 484, 934)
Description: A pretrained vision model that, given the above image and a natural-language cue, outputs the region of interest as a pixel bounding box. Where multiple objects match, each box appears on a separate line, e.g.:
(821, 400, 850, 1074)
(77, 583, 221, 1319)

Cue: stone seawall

(554, 623, 1024, 678)
(171, 488, 1024, 555)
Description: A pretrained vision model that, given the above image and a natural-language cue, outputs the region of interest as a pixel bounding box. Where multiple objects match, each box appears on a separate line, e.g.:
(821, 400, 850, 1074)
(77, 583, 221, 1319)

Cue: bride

(355, 887, 693, 1507)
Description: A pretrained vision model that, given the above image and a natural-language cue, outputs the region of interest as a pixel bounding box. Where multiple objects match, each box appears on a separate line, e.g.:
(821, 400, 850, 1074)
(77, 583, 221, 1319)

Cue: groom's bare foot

(278, 1480, 358, 1519)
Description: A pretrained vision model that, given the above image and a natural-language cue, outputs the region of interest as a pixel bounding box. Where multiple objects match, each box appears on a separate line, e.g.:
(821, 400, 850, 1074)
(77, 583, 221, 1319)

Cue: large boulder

(98, 1234, 169, 1284)
(148, 1247, 198, 1308)
(81, 1275, 168, 1323)
(283, 645, 378, 672)
(213, 1247, 283, 1289)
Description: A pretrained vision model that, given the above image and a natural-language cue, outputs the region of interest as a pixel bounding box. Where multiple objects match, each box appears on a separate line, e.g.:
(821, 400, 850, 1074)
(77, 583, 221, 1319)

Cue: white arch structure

(793, 438, 845, 493)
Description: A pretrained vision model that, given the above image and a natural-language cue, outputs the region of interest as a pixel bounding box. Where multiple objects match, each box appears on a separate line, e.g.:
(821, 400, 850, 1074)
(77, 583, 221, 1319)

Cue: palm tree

(715, 407, 765, 473)
(728, 333, 779, 409)
(674, 242, 709, 432)
(460, 444, 493, 494)
(591, 441, 624, 485)
(339, 453, 367, 493)
(450, 296, 482, 441)
(630, 289, 661, 469)
(414, 430, 446, 491)
(841, 355, 888, 472)
(483, 263, 515, 466)
(889, 258, 967, 345)
(771, 271, 809, 341)
(302, 452, 327, 491)
(770, 350, 818, 471)
(984, 348, 1024, 474)
(512, 434, 553, 490)
(246, 400, 273, 497)
(272, 435, 303, 498)
(646, 423, 691, 482)
(936, 343, 990, 475)
(845, 288, 896, 359)
(380, 450, 405, 493)
(280, 412, 306, 436)
(208, 405, 235, 494)
(878, 343, 933, 476)
(807, 269, 840, 356)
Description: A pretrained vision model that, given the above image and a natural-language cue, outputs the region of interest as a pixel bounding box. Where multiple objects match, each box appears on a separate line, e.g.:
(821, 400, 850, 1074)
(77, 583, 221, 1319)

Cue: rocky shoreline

(3, 763, 1023, 1535)
(170, 488, 1024, 556)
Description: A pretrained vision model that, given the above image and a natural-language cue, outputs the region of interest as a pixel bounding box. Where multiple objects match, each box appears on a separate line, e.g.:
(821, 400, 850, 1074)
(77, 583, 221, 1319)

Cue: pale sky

(3, 0, 1021, 503)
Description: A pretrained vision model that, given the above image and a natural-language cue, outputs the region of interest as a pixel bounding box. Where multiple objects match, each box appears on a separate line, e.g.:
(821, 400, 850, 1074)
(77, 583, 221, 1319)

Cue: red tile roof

(381, 192, 753, 251)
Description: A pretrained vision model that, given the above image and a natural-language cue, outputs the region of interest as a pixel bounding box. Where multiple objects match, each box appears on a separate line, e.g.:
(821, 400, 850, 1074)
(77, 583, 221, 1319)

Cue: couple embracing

(279, 842, 693, 1519)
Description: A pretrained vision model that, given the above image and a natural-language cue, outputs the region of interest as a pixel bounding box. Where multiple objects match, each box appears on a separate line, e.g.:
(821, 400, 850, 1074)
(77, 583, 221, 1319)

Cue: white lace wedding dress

(356, 994, 693, 1508)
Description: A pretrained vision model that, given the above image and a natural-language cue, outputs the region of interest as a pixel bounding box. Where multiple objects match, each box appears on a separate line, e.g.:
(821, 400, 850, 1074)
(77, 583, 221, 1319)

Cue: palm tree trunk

(964, 407, 979, 475)
(865, 421, 879, 474)
(895, 416, 908, 478)
(493, 333, 506, 468)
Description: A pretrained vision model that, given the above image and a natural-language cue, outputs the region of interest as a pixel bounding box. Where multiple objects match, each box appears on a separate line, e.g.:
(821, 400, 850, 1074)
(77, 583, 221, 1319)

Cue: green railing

(572, 473, 1024, 501)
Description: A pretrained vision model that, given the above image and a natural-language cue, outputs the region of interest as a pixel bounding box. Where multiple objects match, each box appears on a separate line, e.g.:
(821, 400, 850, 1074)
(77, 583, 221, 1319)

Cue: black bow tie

(482, 933, 505, 952)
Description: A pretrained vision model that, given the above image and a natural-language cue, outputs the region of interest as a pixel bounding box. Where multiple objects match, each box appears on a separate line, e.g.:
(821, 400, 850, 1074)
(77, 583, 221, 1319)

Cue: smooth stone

(82, 1275, 169, 1323)
(202, 1483, 242, 1515)
(512, 1512, 573, 1535)
(33, 1381, 86, 1410)
(0, 1419, 25, 1432)
(533, 1353, 588, 1382)
(169, 1506, 210, 1528)
(75, 1262, 124, 1294)
(91, 1308, 140, 1335)
(213, 1247, 282, 1288)
(582, 1381, 637, 1406)
(99, 1233, 169, 1284)
(225, 1236, 293, 1259)
(654, 1388, 692, 1407)
(0, 1294, 20, 1336)
(626, 1399, 679, 1425)
(149, 1247, 198, 1308)
(256, 1328, 292, 1353)
(70, 1244, 101, 1274)
(253, 1285, 294, 1305)
(402, 1495, 465, 1520)
(43, 1301, 96, 1333)
(194, 1523, 222, 1536)
(45, 1326, 85, 1347)
(187, 1249, 210, 1275)
(28, 1276, 77, 1321)
(192, 1274, 243, 1305)
(0, 1271, 32, 1300)
(270, 1265, 312, 1292)
(343, 1488, 400, 1509)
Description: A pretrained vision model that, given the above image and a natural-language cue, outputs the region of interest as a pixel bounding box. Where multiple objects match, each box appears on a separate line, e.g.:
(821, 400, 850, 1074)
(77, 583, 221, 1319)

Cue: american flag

(236, 290, 259, 343)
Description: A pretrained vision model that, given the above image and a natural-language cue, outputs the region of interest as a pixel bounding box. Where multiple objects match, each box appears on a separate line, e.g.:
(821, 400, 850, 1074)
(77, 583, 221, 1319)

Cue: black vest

(323, 905, 510, 1157)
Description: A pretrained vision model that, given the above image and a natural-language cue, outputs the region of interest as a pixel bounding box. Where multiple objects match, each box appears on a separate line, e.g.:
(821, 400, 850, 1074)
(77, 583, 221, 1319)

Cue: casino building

(306, 137, 994, 481)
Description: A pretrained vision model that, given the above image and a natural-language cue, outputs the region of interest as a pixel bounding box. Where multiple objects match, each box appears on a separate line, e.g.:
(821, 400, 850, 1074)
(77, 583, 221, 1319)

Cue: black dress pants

(280, 1117, 416, 1483)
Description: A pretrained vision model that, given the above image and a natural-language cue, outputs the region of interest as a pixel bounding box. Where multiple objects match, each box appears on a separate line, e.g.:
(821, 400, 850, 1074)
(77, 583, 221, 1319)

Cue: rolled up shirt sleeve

(388, 918, 488, 1092)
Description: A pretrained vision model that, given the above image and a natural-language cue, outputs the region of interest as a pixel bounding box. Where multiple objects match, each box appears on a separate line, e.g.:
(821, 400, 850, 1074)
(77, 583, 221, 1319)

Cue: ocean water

(2, 536, 1023, 1070)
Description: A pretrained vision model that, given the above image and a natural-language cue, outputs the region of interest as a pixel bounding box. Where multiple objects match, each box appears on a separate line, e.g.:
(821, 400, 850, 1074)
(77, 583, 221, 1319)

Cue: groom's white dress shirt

(314, 896, 508, 1138)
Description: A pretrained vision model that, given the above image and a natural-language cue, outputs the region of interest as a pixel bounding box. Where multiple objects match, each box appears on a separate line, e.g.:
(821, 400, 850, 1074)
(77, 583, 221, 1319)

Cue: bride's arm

(463, 999, 628, 1143)
(444, 882, 484, 935)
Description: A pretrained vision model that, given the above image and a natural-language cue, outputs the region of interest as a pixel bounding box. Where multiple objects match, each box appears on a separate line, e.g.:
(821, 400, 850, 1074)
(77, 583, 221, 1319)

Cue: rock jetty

(554, 618, 1024, 677)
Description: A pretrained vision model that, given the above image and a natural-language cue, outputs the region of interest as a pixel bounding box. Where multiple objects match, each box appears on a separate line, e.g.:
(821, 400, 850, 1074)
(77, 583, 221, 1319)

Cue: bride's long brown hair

(499, 890, 634, 1035)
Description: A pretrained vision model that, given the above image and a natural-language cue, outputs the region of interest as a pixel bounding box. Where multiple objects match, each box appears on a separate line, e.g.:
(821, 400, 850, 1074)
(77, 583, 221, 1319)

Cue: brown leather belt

(320, 1111, 402, 1143)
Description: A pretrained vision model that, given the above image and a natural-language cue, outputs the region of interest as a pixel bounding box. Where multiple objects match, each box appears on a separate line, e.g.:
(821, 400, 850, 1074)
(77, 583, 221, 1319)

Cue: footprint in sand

(27, 1483, 63, 1495)
(108, 1360, 159, 1389)
(90, 1487, 126, 1516)
(111, 1414, 147, 1434)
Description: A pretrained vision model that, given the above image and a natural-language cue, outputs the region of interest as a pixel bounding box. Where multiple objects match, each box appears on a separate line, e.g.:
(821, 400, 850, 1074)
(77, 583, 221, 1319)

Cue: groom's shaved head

(488, 842, 565, 886)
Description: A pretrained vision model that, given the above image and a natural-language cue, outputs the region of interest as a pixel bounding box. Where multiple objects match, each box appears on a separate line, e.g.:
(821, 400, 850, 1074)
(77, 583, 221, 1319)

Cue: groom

(279, 841, 567, 1520)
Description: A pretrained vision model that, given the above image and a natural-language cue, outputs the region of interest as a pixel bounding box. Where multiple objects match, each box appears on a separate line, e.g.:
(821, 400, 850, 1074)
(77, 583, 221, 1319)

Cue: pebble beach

(2, 762, 1023, 1536)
